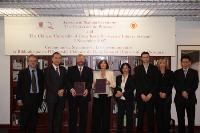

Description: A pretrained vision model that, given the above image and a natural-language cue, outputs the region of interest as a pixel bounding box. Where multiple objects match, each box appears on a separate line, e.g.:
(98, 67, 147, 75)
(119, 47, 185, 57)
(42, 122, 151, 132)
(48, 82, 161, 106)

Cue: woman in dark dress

(156, 58, 174, 133)
(114, 63, 135, 133)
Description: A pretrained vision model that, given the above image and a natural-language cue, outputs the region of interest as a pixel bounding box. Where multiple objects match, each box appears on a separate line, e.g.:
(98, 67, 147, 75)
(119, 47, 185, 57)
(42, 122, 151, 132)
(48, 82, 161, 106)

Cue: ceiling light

(0, 8, 38, 16)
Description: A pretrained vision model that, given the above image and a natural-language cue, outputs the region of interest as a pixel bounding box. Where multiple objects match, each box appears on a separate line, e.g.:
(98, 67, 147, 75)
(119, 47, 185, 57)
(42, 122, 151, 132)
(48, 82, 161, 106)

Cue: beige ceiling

(0, 0, 200, 21)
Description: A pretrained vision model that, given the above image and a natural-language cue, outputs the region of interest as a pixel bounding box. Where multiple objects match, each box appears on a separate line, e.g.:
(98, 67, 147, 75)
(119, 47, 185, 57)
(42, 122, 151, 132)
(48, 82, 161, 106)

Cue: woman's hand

(115, 91, 123, 97)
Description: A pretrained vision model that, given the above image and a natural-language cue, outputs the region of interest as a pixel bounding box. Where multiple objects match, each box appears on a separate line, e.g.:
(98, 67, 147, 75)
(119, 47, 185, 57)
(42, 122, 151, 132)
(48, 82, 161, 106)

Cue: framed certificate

(74, 82, 85, 96)
(95, 79, 107, 94)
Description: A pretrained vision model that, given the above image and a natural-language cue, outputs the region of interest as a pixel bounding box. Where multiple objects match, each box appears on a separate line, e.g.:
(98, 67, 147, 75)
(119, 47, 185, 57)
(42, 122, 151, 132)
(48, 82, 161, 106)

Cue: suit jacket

(156, 69, 174, 103)
(44, 65, 67, 103)
(114, 74, 135, 102)
(16, 67, 44, 105)
(134, 64, 159, 102)
(67, 65, 93, 101)
(174, 68, 199, 104)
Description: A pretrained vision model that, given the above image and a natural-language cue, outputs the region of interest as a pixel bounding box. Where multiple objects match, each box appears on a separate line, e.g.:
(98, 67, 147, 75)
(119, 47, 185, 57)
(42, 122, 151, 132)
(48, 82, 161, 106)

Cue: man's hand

(141, 94, 147, 102)
(83, 89, 88, 97)
(182, 91, 188, 99)
(159, 92, 167, 99)
(146, 93, 152, 102)
(17, 100, 23, 107)
(58, 89, 64, 97)
(115, 91, 123, 98)
(70, 88, 77, 97)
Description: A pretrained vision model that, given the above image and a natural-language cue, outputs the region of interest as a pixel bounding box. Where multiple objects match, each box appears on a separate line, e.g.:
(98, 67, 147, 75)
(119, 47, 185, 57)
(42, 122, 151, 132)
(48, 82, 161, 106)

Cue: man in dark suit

(134, 52, 159, 133)
(16, 54, 44, 133)
(67, 54, 93, 133)
(44, 52, 68, 133)
(174, 55, 199, 133)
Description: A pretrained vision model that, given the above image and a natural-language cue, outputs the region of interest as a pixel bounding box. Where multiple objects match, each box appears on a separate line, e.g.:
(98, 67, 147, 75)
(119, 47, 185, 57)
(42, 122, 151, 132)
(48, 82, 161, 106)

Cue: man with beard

(67, 54, 93, 133)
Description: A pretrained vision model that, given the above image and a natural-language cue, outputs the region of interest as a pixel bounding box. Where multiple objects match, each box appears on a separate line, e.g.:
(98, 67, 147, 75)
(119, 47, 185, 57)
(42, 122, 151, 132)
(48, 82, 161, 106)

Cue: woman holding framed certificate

(91, 60, 116, 133)
(114, 63, 135, 133)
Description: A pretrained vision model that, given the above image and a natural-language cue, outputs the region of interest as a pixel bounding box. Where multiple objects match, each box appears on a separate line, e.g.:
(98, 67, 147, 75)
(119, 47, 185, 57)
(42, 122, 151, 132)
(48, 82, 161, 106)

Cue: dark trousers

(136, 100, 155, 133)
(47, 98, 65, 133)
(92, 95, 111, 133)
(117, 99, 134, 133)
(68, 96, 88, 133)
(175, 101, 195, 133)
(156, 100, 171, 133)
(19, 94, 40, 133)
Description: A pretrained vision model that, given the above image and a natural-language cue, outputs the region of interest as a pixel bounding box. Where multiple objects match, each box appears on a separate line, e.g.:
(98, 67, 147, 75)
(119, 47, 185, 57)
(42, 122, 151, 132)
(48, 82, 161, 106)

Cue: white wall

(171, 21, 200, 125)
(0, 18, 200, 125)
(176, 21, 200, 46)
(0, 17, 10, 124)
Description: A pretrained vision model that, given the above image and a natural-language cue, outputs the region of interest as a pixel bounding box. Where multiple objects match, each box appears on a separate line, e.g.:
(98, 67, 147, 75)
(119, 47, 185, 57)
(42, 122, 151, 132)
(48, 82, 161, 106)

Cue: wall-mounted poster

(5, 17, 175, 56)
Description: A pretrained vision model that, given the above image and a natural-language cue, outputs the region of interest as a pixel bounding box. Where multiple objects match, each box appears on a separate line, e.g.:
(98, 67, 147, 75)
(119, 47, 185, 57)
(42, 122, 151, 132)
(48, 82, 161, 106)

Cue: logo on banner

(38, 21, 55, 30)
(130, 21, 138, 29)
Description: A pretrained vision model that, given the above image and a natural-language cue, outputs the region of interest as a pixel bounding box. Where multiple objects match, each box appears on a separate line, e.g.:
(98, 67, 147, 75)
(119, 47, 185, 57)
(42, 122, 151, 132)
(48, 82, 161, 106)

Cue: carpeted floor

(0, 129, 8, 133)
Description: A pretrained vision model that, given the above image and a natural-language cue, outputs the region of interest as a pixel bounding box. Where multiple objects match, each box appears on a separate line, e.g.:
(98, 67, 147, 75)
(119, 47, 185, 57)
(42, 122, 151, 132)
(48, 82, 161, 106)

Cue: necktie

(56, 67, 60, 76)
(31, 70, 37, 93)
(79, 67, 82, 76)
(184, 69, 187, 77)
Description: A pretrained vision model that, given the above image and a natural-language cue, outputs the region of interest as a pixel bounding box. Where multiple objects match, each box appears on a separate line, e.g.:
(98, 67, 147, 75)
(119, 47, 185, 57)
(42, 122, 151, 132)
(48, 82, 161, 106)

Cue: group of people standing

(16, 51, 199, 133)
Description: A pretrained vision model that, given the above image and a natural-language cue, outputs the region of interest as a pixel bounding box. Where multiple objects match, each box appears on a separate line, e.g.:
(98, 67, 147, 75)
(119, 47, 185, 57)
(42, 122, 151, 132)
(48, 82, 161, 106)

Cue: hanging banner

(5, 17, 175, 56)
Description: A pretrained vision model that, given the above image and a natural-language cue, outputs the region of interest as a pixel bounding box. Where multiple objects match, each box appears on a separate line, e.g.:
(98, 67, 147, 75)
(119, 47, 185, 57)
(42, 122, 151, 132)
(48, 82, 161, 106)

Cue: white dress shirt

(143, 64, 149, 74)
(120, 75, 128, 100)
(183, 68, 189, 77)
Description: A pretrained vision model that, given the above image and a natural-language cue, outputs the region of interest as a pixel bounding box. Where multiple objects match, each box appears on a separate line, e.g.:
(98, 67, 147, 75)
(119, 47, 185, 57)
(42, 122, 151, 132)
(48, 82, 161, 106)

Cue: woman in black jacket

(114, 63, 135, 133)
(156, 58, 174, 133)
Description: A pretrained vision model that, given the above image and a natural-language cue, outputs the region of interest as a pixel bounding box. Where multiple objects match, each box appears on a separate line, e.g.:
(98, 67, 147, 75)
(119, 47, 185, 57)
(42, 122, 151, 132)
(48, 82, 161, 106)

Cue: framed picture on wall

(177, 45, 200, 75)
